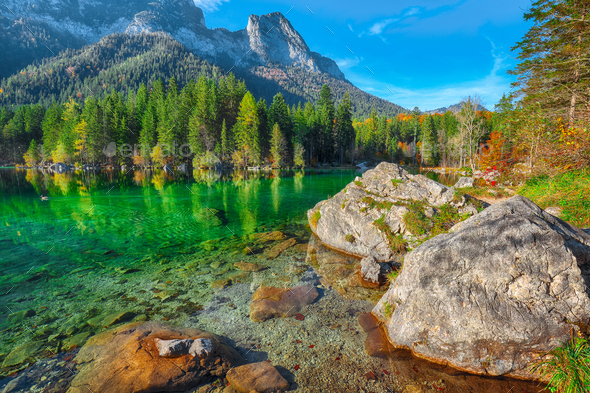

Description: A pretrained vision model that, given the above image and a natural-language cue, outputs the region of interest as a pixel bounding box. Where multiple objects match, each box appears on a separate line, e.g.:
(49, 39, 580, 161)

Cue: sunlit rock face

(307, 162, 481, 262)
(373, 195, 590, 380)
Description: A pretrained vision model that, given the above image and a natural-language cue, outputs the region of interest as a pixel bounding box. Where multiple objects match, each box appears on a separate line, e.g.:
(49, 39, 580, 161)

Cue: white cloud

(192, 0, 229, 12)
(368, 6, 422, 36)
(334, 57, 360, 69)
(369, 18, 397, 35)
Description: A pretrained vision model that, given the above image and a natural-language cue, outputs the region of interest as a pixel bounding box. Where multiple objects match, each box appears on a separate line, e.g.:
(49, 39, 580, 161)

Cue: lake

(0, 167, 543, 392)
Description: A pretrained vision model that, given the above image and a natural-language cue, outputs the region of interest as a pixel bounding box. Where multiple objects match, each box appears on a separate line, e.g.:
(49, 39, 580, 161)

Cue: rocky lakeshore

(1, 164, 574, 392)
(308, 162, 590, 382)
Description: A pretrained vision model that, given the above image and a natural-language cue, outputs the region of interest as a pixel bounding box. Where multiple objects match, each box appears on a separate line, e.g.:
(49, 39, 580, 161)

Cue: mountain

(426, 102, 487, 114)
(0, 0, 406, 118)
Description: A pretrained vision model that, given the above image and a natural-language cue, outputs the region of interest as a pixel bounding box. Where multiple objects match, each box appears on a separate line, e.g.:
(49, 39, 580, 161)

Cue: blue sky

(195, 0, 532, 111)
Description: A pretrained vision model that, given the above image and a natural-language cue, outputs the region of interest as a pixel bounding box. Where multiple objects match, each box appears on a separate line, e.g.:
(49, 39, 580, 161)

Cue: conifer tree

(233, 92, 260, 167)
(270, 123, 287, 168)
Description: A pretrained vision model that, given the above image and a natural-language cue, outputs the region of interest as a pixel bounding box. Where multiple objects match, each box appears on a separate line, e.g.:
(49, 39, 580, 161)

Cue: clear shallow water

(0, 168, 544, 392)
(0, 168, 358, 370)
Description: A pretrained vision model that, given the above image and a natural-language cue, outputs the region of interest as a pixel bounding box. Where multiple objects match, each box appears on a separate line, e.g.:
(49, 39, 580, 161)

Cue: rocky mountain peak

(246, 11, 318, 73)
(0, 0, 346, 80)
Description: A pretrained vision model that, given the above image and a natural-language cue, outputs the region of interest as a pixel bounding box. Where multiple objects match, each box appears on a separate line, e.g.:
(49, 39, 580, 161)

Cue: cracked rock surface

(373, 195, 590, 380)
(307, 162, 481, 262)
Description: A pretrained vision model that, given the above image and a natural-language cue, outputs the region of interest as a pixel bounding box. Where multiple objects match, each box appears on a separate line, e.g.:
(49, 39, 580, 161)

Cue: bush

(310, 210, 321, 228)
(530, 337, 590, 393)
(373, 214, 407, 253)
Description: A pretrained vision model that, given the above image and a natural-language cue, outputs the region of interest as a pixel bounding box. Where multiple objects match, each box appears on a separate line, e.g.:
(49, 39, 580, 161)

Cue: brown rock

(227, 362, 289, 393)
(101, 310, 135, 327)
(347, 269, 381, 289)
(250, 286, 319, 322)
(403, 384, 426, 393)
(66, 322, 244, 393)
(263, 238, 298, 260)
(234, 262, 266, 272)
(358, 313, 393, 358)
(211, 278, 232, 289)
(249, 231, 286, 243)
(293, 243, 308, 253)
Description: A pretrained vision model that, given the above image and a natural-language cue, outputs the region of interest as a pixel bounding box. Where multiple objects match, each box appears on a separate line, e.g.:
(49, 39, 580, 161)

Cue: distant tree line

(1, 75, 360, 169)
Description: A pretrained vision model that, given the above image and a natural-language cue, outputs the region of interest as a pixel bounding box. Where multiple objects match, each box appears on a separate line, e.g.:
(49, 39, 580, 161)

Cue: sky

(194, 0, 533, 111)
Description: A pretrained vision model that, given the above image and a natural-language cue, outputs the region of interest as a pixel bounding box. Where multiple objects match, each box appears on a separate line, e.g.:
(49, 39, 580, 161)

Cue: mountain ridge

(0, 0, 406, 117)
(0, 0, 344, 80)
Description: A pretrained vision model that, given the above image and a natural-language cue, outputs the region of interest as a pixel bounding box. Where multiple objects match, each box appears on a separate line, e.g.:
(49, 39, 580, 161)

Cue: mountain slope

(0, 0, 406, 117)
(0, 0, 343, 80)
(0, 32, 405, 118)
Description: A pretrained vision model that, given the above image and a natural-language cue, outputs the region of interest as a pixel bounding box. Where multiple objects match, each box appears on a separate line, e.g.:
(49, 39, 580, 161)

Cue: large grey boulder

(373, 195, 590, 380)
(307, 162, 480, 261)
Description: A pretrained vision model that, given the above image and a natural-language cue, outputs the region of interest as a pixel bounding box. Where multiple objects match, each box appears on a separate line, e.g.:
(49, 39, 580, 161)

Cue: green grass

(387, 269, 400, 282)
(373, 214, 407, 252)
(391, 179, 404, 187)
(403, 202, 468, 238)
(310, 210, 321, 228)
(382, 300, 394, 318)
(403, 201, 430, 235)
(345, 234, 355, 243)
(354, 180, 363, 187)
(459, 186, 512, 199)
(360, 196, 394, 212)
(518, 170, 590, 227)
(530, 337, 590, 393)
(341, 199, 348, 209)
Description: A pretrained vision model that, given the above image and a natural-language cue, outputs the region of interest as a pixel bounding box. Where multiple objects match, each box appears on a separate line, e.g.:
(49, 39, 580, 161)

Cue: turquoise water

(0, 168, 358, 372)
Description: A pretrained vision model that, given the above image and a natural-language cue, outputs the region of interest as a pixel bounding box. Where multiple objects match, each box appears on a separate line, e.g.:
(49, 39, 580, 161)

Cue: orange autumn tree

(479, 130, 505, 170)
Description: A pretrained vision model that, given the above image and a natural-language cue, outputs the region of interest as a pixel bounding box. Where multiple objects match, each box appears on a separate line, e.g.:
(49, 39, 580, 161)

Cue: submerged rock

(262, 238, 297, 259)
(250, 286, 319, 322)
(226, 361, 290, 392)
(234, 261, 266, 272)
(67, 322, 243, 393)
(307, 162, 481, 261)
(373, 195, 590, 380)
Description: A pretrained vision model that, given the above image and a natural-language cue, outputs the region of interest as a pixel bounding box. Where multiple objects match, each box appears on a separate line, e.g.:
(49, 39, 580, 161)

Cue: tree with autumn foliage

(479, 130, 506, 170)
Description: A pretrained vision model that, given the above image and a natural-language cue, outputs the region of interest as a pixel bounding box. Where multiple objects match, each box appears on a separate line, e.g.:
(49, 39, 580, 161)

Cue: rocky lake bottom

(0, 168, 548, 392)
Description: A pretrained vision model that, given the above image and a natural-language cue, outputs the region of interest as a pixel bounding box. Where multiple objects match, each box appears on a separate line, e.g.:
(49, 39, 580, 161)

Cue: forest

(0, 70, 501, 170)
(0, 0, 588, 177)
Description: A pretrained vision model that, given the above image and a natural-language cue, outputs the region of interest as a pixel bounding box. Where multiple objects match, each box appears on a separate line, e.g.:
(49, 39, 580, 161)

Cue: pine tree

(420, 115, 436, 166)
(220, 119, 233, 162)
(509, 1, 590, 122)
(42, 103, 63, 162)
(233, 92, 260, 167)
(268, 93, 292, 149)
(334, 92, 354, 165)
(270, 123, 287, 168)
(316, 84, 335, 162)
(73, 119, 90, 163)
